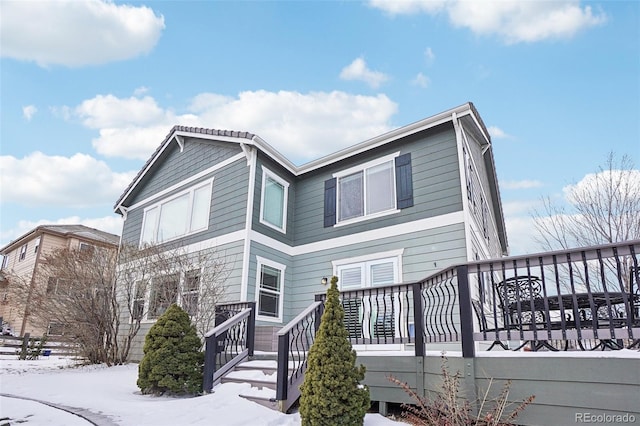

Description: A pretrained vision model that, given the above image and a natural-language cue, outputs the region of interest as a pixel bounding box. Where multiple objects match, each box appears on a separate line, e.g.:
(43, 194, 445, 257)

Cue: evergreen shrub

(299, 276, 370, 425)
(137, 304, 204, 395)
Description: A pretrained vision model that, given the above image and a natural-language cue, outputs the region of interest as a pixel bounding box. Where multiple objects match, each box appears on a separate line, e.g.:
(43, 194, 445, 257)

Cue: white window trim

(259, 168, 289, 234)
(332, 152, 401, 227)
(254, 256, 286, 323)
(19, 244, 28, 261)
(139, 178, 213, 247)
(332, 249, 404, 289)
(134, 268, 202, 323)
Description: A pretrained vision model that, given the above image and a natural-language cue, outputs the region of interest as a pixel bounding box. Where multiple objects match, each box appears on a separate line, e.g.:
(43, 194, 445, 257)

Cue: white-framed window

(132, 281, 146, 321)
(147, 273, 180, 320)
(255, 256, 285, 322)
(182, 269, 200, 317)
(333, 250, 403, 290)
(1, 255, 8, 270)
(332, 250, 404, 339)
(334, 152, 399, 225)
(79, 242, 94, 253)
(34, 237, 41, 254)
(133, 270, 201, 322)
(140, 179, 213, 246)
(46, 277, 72, 295)
(19, 244, 28, 261)
(48, 322, 66, 336)
(259, 168, 289, 233)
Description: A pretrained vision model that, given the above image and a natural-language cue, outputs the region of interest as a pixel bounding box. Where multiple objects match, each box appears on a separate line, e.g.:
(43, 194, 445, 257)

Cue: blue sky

(1, 0, 639, 254)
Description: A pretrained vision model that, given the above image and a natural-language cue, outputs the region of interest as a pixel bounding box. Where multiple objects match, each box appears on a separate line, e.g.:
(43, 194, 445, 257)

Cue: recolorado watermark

(575, 412, 636, 423)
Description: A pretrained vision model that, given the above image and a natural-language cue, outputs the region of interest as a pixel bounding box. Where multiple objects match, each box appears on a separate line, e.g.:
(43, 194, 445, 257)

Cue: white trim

(333, 252, 402, 288)
(331, 249, 405, 270)
(240, 147, 257, 302)
(127, 152, 244, 211)
(333, 208, 400, 228)
(114, 104, 478, 215)
(254, 256, 286, 323)
(250, 211, 464, 257)
(332, 152, 400, 179)
(139, 178, 214, 247)
(259, 167, 289, 233)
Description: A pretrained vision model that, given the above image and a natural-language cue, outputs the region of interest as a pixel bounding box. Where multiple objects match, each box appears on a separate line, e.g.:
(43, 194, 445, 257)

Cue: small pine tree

(137, 304, 204, 395)
(299, 276, 370, 425)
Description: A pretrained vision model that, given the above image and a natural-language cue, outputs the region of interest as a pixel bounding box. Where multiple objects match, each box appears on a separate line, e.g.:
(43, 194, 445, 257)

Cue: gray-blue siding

(120, 140, 249, 246)
(293, 124, 463, 246)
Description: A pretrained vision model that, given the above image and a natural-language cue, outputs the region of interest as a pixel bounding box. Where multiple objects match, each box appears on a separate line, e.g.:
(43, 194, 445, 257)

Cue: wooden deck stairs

(219, 358, 280, 410)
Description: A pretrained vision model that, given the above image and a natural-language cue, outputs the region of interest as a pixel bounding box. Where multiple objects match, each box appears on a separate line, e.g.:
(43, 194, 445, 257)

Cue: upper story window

(1, 255, 8, 270)
(79, 242, 94, 253)
(324, 152, 413, 227)
(19, 244, 28, 261)
(259, 168, 289, 233)
(34, 237, 41, 254)
(140, 179, 213, 246)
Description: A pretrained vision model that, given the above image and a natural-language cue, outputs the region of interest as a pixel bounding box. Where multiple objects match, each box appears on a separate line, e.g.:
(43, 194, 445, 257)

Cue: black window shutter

(395, 153, 414, 209)
(324, 178, 337, 227)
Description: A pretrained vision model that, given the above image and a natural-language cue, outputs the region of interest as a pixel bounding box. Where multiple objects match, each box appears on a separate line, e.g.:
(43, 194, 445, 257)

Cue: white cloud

(0, 0, 165, 67)
(339, 58, 389, 89)
(66, 90, 398, 163)
(369, 0, 447, 15)
(488, 125, 509, 139)
(562, 169, 640, 203)
(22, 105, 37, 121)
(0, 152, 136, 207)
(424, 47, 435, 65)
(369, 1, 606, 43)
(411, 72, 430, 88)
(501, 180, 543, 190)
(1, 216, 122, 248)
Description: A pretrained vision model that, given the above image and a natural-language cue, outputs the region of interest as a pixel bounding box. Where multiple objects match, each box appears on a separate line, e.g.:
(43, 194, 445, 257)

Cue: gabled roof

(115, 103, 486, 209)
(0, 224, 120, 254)
(112, 102, 507, 252)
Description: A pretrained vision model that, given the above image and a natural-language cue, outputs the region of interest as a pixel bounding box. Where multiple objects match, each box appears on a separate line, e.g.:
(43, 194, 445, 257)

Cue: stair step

(222, 368, 277, 390)
(236, 360, 277, 374)
(239, 393, 278, 410)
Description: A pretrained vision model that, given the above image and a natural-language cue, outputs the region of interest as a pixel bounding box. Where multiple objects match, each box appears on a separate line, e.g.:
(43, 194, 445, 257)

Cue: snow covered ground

(0, 356, 400, 426)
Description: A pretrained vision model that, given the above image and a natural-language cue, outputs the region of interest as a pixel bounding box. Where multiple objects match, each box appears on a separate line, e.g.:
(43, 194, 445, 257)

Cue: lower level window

(48, 322, 65, 336)
(148, 273, 180, 319)
(255, 257, 285, 322)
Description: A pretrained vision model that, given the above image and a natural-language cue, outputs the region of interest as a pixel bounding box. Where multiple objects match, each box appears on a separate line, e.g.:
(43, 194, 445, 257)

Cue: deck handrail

(202, 303, 255, 393)
(308, 240, 639, 356)
(275, 298, 324, 412)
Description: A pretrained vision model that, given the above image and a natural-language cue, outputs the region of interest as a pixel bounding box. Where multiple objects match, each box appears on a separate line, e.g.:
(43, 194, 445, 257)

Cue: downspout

(240, 143, 258, 302)
(451, 113, 475, 263)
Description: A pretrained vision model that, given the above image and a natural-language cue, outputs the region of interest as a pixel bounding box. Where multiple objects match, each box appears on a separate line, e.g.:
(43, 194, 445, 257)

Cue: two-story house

(0, 225, 120, 336)
(114, 102, 508, 359)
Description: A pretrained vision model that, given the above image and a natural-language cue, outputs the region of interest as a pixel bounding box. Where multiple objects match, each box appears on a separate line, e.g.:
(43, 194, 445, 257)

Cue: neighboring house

(114, 102, 508, 359)
(0, 225, 120, 336)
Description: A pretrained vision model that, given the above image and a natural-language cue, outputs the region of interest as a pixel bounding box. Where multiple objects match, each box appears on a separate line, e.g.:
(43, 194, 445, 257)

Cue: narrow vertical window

(19, 244, 28, 261)
(132, 281, 146, 320)
(255, 257, 285, 322)
(260, 169, 289, 233)
(182, 270, 200, 317)
(34, 237, 41, 254)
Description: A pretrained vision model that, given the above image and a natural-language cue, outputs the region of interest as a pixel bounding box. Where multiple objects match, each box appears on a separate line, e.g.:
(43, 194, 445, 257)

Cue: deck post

(202, 334, 217, 393)
(457, 265, 475, 359)
(275, 332, 289, 403)
(247, 302, 256, 357)
(412, 282, 425, 357)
